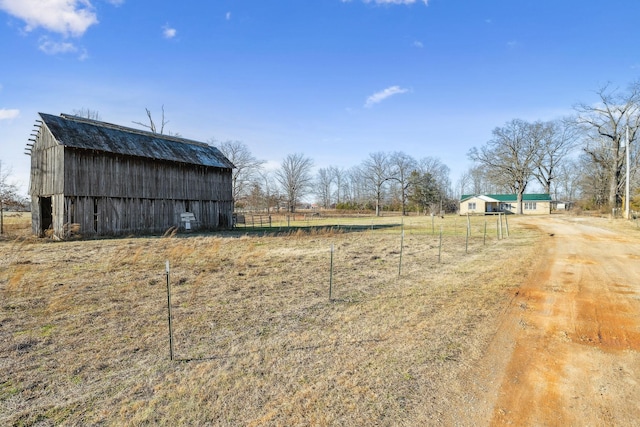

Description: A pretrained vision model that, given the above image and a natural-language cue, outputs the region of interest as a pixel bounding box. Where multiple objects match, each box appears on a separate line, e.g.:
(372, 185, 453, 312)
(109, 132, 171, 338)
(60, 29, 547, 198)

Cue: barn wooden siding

(29, 123, 64, 196)
(64, 196, 232, 236)
(63, 150, 231, 200)
(29, 113, 234, 238)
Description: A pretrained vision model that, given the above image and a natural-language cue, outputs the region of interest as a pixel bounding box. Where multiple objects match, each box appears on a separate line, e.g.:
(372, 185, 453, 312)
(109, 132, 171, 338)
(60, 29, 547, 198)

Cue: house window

(468, 202, 476, 210)
(524, 202, 537, 210)
(500, 203, 512, 211)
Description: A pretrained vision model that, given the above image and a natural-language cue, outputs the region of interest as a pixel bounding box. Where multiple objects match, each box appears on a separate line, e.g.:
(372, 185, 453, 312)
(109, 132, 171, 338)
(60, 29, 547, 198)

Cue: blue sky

(1, 0, 639, 196)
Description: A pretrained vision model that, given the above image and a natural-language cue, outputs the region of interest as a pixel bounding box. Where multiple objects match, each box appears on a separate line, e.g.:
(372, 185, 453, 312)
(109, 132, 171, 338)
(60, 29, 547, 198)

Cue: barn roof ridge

(36, 112, 235, 170)
(58, 113, 210, 148)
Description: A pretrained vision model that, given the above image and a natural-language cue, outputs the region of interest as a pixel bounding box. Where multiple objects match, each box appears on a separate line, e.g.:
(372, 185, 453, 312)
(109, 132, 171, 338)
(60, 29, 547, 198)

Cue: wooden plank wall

(60, 196, 232, 236)
(31, 197, 41, 236)
(64, 150, 232, 200)
(29, 127, 64, 196)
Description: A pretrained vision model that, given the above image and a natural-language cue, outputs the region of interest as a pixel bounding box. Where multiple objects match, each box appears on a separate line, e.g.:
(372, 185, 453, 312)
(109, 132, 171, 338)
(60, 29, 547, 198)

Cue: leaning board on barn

(28, 113, 235, 238)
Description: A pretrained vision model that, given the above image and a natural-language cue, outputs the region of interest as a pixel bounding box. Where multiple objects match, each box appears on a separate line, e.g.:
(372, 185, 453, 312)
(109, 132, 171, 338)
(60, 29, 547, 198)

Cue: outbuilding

(27, 113, 234, 238)
(459, 193, 552, 215)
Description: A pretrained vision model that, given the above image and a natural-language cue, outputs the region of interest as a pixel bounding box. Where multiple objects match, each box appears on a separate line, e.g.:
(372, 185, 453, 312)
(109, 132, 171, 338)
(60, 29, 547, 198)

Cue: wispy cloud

(162, 25, 177, 39)
(38, 36, 77, 55)
(507, 40, 519, 49)
(78, 48, 89, 61)
(226, 11, 231, 20)
(365, 86, 409, 108)
(413, 40, 424, 48)
(0, 109, 20, 120)
(0, 0, 98, 37)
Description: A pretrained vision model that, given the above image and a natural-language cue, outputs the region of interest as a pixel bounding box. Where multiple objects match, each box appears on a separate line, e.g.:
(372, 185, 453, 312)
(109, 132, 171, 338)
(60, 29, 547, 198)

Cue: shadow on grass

(27, 222, 404, 242)
(225, 223, 402, 237)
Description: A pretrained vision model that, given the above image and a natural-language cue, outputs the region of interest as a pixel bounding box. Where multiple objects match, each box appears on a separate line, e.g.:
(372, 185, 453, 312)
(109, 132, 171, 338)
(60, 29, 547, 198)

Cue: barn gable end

(28, 113, 234, 238)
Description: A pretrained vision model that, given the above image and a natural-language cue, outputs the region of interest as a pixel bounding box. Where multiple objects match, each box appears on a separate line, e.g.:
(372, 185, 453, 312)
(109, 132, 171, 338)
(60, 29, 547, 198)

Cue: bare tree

(576, 151, 609, 208)
(72, 108, 101, 120)
(533, 119, 579, 194)
(249, 170, 281, 213)
(554, 158, 581, 201)
(0, 160, 21, 234)
(330, 166, 347, 206)
(575, 82, 640, 208)
(361, 152, 392, 216)
(459, 165, 499, 197)
(275, 153, 314, 213)
(342, 166, 367, 209)
(469, 119, 543, 214)
(316, 167, 334, 209)
(389, 151, 417, 215)
(457, 170, 472, 198)
(133, 106, 169, 134)
(214, 139, 264, 205)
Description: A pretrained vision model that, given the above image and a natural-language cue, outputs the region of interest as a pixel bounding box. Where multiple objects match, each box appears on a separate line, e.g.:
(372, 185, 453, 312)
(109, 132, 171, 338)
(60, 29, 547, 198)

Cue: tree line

(215, 140, 454, 215)
(220, 80, 640, 215)
(6, 81, 636, 221)
(463, 80, 640, 213)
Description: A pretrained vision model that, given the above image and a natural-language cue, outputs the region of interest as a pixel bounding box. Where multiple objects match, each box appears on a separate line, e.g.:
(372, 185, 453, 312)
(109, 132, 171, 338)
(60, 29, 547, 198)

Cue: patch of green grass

(0, 380, 20, 400)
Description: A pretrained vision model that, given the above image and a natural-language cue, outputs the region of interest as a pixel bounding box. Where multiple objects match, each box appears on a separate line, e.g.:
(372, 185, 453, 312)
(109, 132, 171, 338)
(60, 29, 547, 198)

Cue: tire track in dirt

(489, 217, 640, 426)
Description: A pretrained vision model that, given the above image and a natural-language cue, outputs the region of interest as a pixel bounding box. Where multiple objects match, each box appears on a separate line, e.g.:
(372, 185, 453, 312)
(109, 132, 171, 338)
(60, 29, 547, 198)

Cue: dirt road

(459, 215, 640, 426)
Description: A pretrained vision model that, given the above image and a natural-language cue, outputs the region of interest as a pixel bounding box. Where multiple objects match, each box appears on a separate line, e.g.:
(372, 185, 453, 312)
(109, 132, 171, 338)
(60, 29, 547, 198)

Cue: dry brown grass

(0, 212, 32, 239)
(1, 213, 544, 426)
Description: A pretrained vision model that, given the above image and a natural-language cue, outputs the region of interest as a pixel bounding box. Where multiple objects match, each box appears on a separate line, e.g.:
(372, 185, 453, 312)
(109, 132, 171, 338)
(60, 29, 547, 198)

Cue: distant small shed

(459, 193, 552, 215)
(27, 113, 235, 238)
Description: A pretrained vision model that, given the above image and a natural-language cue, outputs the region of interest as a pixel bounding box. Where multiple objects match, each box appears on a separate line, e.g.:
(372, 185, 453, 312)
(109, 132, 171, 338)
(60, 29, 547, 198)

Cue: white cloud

(0, 0, 98, 37)
(162, 24, 177, 39)
(0, 109, 20, 120)
(413, 40, 423, 48)
(226, 11, 231, 20)
(38, 36, 78, 54)
(78, 48, 89, 61)
(365, 86, 409, 108)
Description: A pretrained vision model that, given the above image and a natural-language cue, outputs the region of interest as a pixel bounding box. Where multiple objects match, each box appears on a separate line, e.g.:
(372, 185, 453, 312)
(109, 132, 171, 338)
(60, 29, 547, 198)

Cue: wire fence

(164, 213, 518, 360)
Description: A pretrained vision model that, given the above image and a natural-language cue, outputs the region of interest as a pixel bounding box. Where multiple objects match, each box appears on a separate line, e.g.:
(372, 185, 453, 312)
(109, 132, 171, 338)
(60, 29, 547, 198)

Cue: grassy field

(1, 212, 544, 426)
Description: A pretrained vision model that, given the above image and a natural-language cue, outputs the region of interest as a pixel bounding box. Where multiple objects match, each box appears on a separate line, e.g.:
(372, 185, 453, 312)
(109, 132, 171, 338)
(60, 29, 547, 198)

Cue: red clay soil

(455, 216, 640, 426)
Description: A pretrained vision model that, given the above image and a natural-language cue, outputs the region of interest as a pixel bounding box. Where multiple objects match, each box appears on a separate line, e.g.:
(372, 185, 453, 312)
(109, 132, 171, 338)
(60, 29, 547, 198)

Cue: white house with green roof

(459, 194, 552, 215)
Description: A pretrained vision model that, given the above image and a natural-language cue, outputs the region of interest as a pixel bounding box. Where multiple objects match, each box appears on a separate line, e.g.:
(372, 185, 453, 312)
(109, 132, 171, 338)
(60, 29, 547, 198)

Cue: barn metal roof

(38, 113, 235, 169)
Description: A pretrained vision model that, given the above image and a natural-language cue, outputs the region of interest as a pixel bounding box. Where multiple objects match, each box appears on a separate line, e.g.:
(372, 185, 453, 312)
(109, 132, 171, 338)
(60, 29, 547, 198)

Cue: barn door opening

(40, 197, 52, 233)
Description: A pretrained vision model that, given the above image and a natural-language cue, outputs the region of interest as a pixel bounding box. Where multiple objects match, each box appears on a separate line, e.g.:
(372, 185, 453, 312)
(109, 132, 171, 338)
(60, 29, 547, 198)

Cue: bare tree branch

(132, 106, 170, 134)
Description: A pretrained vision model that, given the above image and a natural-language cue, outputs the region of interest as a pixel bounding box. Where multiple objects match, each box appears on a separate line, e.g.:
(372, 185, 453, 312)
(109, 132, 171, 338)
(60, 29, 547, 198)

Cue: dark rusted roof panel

(39, 113, 234, 169)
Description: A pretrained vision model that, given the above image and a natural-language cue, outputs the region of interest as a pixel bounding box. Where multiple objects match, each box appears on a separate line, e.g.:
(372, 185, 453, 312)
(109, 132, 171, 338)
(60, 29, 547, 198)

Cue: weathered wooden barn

(28, 113, 234, 238)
